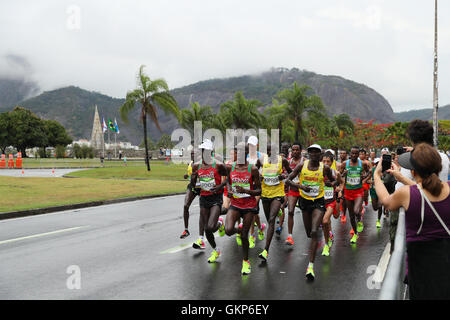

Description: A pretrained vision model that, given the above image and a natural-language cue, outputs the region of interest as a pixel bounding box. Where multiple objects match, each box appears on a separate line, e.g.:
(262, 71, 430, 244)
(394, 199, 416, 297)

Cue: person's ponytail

(421, 173, 443, 197)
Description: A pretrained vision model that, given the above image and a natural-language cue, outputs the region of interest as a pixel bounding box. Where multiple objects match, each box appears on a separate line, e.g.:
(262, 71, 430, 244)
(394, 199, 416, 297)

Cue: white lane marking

(0, 226, 89, 245)
(160, 243, 194, 254)
(373, 242, 391, 283)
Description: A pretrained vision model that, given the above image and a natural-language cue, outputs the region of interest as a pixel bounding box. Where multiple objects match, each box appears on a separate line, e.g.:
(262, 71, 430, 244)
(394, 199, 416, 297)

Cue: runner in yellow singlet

(286, 144, 335, 280)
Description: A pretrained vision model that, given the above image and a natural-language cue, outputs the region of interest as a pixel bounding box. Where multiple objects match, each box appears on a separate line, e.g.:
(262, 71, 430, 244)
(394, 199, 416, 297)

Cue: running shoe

(236, 233, 242, 246)
(180, 229, 190, 239)
(249, 235, 256, 248)
(275, 226, 283, 235)
(258, 223, 266, 241)
(350, 234, 359, 244)
(357, 221, 364, 233)
(207, 249, 221, 263)
(305, 265, 315, 280)
(350, 228, 354, 235)
(258, 249, 268, 261)
(218, 217, 225, 237)
(192, 238, 206, 250)
(341, 214, 347, 224)
(376, 220, 381, 228)
(321, 244, 330, 256)
(242, 260, 251, 275)
(285, 236, 294, 246)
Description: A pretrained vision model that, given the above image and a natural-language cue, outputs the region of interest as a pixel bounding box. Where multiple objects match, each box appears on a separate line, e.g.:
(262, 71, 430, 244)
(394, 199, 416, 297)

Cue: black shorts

(187, 183, 201, 196)
(299, 197, 326, 213)
(229, 205, 258, 215)
(199, 193, 223, 209)
(261, 196, 285, 204)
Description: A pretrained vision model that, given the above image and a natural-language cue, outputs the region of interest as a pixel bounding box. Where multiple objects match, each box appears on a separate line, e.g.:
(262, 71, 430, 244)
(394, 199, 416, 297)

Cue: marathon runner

(338, 149, 349, 223)
(255, 144, 291, 262)
(359, 149, 373, 209)
(283, 142, 304, 246)
(180, 149, 203, 241)
(247, 136, 266, 248)
(276, 143, 291, 238)
(222, 146, 237, 216)
(321, 151, 343, 256)
(224, 142, 262, 275)
(366, 157, 383, 228)
(190, 139, 228, 263)
(286, 144, 336, 280)
(343, 146, 370, 243)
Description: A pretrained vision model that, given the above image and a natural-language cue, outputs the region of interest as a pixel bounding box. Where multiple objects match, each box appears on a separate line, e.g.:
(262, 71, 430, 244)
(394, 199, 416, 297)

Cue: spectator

(374, 143, 450, 300)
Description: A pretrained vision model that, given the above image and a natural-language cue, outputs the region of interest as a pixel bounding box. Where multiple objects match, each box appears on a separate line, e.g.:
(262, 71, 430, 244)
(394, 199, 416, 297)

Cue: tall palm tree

(220, 92, 263, 129)
(278, 82, 326, 144)
(120, 65, 180, 171)
(180, 102, 214, 136)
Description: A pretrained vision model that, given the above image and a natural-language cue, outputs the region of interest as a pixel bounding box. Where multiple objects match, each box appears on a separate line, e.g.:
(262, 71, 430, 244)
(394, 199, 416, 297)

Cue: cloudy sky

(1, 0, 449, 112)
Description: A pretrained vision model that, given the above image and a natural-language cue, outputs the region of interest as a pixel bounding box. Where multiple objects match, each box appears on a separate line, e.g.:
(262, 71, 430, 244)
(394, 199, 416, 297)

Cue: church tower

(90, 105, 105, 155)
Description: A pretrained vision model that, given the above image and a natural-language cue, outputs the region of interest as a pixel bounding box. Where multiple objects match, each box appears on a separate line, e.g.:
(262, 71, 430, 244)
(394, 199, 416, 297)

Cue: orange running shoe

(285, 236, 294, 246)
(350, 228, 354, 235)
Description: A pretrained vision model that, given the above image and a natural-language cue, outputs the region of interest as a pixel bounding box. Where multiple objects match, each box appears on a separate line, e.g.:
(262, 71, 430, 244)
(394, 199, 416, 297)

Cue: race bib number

(200, 177, 216, 191)
(232, 184, 251, 198)
(264, 175, 280, 186)
(292, 176, 300, 184)
(347, 176, 360, 186)
(302, 182, 320, 198)
(324, 186, 334, 200)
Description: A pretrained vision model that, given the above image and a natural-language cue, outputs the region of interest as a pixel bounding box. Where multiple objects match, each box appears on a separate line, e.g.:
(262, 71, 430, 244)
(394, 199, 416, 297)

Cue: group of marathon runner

(179, 136, 393, 279)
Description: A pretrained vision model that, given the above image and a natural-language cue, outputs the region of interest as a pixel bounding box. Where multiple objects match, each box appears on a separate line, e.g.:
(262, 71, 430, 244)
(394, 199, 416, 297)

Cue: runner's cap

(199, 139, 214, 151)
(307, 144, 322, 152)
(325, 149, 335, 156)
(381, 147, 389, 153)
(248, 136, 258, 146)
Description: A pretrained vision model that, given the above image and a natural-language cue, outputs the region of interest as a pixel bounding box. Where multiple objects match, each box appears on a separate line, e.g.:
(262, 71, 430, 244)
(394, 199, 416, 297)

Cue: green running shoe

(236, 233, 242, 246)
(321, 244, 330, 256)
(376, 220, 381, 228)
(241, 260, 251, 275)
(249, 235, 256, 248)
(192, 238, 206, 250)
(218, 217, 225, 237)
(258, 249, 268, 261)
(350, 234, 359, 244)
(305, 265, 315, 280)
(207, 249, 221, 263)
(357, 221, 364, 233)
(258, 223, 266, 241)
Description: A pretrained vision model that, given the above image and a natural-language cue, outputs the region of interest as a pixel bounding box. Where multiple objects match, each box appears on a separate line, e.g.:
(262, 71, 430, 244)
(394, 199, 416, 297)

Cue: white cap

(373, 157, 380, 164)
(325, 149, 335, 156)
(199, 139, 214, 151)
(307, 144, 322, 152)
(381, 147, 389, 153)
(247, 136, 258, 146)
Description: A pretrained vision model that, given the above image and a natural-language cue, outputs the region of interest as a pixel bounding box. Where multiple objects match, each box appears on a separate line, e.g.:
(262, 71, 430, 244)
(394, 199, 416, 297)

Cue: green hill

(394, 105, 450, 122)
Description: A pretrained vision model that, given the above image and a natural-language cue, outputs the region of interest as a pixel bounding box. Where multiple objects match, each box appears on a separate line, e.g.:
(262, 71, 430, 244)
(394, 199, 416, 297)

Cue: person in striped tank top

(224, 142, 262, 275)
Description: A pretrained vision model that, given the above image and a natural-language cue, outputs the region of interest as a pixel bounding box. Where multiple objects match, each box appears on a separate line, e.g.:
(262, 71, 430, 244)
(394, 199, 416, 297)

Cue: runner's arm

(236, 166, 261, 197)
(209, 164, 228, 193)
(190, 163, 199, 186)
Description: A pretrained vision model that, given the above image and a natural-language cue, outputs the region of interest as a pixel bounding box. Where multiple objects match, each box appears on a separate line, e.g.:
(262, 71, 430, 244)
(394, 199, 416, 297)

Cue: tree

(180, 102, 214, 136)
(41, 120, 72, 158)
(157, 134, 175, 149)
(8, 106, 47, 157)
(219, 92, 263, 129)
(0, 112, 11, 154)
(120, 65, 180, 171)
(278, 82, 326, 144)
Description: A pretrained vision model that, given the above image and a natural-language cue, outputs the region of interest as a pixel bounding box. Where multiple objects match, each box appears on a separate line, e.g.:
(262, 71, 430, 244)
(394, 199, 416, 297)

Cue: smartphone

(382, 154, 392, 172)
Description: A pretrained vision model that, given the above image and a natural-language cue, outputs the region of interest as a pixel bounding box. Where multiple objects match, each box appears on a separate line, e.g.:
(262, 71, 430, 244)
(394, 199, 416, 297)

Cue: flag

(108, 119, 115, 131)
(114, 118, 120, 134)
(102, 117, 107, 133)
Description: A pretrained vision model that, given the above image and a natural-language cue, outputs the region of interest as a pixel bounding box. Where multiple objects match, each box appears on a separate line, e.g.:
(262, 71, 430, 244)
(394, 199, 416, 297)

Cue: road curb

(0, 192, 186, 221)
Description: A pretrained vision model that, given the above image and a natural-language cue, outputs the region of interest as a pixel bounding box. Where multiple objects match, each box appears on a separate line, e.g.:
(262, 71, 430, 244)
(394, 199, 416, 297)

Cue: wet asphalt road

(0, 194, 390, 300)
(0, 168, 87, 178)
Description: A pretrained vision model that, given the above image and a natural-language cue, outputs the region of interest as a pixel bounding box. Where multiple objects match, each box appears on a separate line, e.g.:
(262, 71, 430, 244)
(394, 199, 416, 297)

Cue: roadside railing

(379, 207, 407, 300)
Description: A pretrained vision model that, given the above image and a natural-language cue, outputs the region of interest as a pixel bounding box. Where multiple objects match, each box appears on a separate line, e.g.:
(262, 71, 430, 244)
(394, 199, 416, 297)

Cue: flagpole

(115, 132, 117, 158)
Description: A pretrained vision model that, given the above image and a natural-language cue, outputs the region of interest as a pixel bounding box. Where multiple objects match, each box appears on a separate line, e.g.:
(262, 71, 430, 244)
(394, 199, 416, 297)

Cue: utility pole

(433, 0, 439, 148)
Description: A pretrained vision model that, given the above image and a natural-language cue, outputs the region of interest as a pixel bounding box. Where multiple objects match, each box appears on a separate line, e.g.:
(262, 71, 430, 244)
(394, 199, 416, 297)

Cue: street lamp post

(433, 0, 439, 148)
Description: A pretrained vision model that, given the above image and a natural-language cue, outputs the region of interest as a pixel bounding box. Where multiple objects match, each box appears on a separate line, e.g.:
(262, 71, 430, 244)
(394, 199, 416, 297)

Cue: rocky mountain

(0, 68, 397, 145)
(394, 104, 450, 122)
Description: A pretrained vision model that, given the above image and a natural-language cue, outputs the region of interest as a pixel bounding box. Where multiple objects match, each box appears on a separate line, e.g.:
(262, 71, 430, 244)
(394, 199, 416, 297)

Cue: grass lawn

(0, 176, 187, 213)
(65, 163, 187, 180)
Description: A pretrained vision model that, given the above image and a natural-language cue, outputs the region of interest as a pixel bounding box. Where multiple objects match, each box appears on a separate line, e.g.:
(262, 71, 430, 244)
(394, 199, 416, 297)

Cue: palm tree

(278, 82, 326, 144)
(220, 92, 263, 129)
(120, 65, 180, 171)
(180, 102, 214, 136)
(333, 114, 354, 137)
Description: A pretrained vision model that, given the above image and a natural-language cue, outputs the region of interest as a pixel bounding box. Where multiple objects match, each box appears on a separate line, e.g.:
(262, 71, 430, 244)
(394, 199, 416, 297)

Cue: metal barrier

(379, 208, 407, 300)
